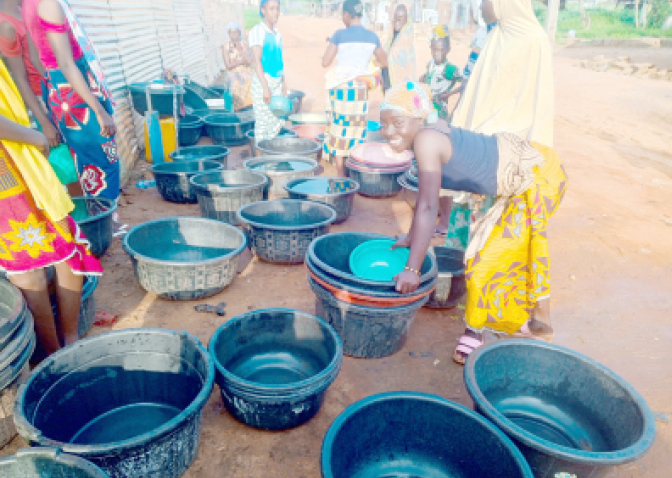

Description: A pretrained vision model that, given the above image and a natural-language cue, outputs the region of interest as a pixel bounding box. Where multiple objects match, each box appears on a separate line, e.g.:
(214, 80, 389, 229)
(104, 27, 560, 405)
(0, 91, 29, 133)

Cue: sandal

(511, 320, 554, 342)
(452, 334, 483, 365)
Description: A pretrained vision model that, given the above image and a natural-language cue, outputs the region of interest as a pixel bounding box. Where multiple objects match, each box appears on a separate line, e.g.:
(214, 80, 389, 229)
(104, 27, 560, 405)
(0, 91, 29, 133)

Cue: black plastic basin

(308, 232, 437, 292)
(151, 160, 223, 204)
(178, 115, 204, 146)
(170, 145, 230, 167)
(123, 217, 247, 300)
(237, 199, 337, 264)
(209, 308, 342, 430)
(425, 246, 466, 309)
(70, 198, 117, 257)
(346, 164, 406, 198)
(0, 448, 110, 478)
(128, 83, 184, 116)
(465, 340, 657, 478)
(286, 89, 305, 115)
(190, 170, 268, 225)
(322, 392, 534, 478)
(14, 329, 215, 478)
(204, 113, 254, 146)
(284, 176, 359, 224)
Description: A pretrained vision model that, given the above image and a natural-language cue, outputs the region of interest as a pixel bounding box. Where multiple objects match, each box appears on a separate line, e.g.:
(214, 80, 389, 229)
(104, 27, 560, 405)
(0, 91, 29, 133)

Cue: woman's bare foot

(452, 329, 483, 365)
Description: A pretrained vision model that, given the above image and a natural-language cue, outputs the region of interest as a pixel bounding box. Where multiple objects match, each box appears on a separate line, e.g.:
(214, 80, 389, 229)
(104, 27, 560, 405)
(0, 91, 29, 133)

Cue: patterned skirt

(0, 145, 103, 276)
(251, 73, 284, 142)
(44, 59, 120, 200)
(464, 146, 567, 334)
(324, 80, 369, 160)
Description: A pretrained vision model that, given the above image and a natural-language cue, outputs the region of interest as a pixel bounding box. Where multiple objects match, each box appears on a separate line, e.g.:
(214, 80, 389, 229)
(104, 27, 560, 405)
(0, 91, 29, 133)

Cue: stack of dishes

(346, 143, 413, 197)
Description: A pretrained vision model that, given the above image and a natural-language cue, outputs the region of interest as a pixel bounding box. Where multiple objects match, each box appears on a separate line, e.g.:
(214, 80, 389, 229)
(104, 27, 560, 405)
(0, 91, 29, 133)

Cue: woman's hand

(95, 108, 116, 137)
(394, 268, 420, 294)
(33, 131, 50, 156)
(39, 119, 60, 147)
(391, 233, 411, 249)
(263, 85, 272, 104)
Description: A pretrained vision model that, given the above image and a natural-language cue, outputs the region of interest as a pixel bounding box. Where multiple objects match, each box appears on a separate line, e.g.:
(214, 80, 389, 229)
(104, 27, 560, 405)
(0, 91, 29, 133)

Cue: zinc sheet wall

(67, 0, 237, 185)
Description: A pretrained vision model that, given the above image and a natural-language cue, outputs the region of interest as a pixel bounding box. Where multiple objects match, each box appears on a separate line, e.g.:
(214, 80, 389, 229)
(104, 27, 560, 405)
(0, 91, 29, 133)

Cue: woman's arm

(322, 42, 337, 68)
(250, 45, 271, 103)
(241, 42, 253, 66)
(0, 114, 49, 155)
(39, 0, 115, 137)
(0, 22, 59, 146)
(373, 46, 388, 68)
(395, 130, 450, 294)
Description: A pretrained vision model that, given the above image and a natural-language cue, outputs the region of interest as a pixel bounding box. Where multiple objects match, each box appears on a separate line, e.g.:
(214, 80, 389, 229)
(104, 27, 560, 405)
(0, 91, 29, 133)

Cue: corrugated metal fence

(69, 0, 244, 185)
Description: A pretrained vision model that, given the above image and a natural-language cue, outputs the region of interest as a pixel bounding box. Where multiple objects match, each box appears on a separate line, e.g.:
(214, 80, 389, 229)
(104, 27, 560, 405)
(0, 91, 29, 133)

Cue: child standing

(249, 0, 286, 142)
(421, 26, 461, 122)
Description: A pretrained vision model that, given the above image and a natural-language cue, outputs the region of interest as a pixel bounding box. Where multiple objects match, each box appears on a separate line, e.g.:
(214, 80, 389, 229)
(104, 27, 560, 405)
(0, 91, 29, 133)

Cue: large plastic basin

(123, 217, 246, 299)
(284, 176, 359, 224)
(150, 160, 223, 204)
(244, 156, 319, 199)
(204, 113, 254, 146)
(0, 448, 110, 478)
(465, 340, 656, 478)
(322, 392, 534, 478)
(237, 199, 336, 264)
(170, 145, 230, 167)
(209, 308, 342, 430)
(256, 138, 321, 161)
(14, 329, 215, 478)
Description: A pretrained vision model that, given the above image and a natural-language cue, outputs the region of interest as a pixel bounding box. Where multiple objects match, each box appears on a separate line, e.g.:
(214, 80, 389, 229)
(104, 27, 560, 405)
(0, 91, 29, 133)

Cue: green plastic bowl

(349, 239, 409, 282)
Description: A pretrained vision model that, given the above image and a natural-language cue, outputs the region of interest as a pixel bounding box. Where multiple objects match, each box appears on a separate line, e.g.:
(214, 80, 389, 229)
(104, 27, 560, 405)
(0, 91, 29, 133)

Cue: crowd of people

(1, 0, 564, 366)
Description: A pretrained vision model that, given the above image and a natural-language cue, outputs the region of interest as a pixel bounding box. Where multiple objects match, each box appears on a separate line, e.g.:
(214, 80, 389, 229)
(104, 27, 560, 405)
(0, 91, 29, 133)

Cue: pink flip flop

(452, 335, 483, 365)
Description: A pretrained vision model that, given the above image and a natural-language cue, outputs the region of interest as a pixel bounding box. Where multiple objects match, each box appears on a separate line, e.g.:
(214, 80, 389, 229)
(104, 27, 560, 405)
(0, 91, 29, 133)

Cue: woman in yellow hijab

(0, 59, 102, 358)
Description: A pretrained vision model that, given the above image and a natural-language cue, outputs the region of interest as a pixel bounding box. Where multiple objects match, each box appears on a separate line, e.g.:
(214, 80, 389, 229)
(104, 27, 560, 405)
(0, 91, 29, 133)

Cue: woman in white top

(321, 0, 388, 175)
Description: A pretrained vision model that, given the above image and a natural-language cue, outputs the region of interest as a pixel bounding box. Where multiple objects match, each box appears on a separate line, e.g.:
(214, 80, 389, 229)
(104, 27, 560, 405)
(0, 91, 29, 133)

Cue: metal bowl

(256, 137, 321, 161)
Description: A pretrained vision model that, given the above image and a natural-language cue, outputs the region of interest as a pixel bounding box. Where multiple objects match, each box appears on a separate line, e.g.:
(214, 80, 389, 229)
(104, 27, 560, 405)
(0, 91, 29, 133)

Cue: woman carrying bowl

(222, 21, 253, 111)
(321, 0, 388, 176)
(0, 59, 102, 357)
(382, 82, 566, 365)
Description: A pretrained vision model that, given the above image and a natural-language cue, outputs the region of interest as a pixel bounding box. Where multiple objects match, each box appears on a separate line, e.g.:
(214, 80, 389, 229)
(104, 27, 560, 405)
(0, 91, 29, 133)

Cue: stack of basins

(205, 112, 254, 146)
(346, 143, 413, 198)
(208, 308, 342, 431)
(177, 114, 205, 147)
(306, 232, 437, 358)
(0, 279, 36, 448)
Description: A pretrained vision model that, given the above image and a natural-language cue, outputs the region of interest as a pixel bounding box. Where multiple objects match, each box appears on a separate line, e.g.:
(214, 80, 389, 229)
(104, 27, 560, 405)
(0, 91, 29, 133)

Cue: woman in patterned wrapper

(0, 58, 103, 358)
(380, 82, 566, 366)
(22, 0, 120, 201)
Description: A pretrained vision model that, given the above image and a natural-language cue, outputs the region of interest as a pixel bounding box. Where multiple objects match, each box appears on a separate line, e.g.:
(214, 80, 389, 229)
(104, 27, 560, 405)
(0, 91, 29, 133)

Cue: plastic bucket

(465, 340, 657, 478)
(308, 276, 427, 358)
(70, 198, 117, 258)
(209, 308, 342, 430)
(190, 170, 268, 225)
(0, 448, 110, 478)
(178, 115, 204, 146)
(14, 329, 215, 478)
(322, 392, 534, 478)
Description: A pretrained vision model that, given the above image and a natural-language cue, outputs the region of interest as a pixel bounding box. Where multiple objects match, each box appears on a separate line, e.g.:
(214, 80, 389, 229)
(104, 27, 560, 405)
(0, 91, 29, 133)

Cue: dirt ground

(3, 15, 672, 478)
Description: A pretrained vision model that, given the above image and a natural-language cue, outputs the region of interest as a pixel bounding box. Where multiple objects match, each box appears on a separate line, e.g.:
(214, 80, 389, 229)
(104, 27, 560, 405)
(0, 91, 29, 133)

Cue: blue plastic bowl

(269, 95, 293, 118)
(349, 239, 410, 282)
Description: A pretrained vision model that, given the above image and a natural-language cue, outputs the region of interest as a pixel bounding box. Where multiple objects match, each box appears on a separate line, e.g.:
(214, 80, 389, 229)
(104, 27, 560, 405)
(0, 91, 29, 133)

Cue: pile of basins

(346, 142, 413, 198)
(306, 232, 438, 358)
(0, 279, 36, 448)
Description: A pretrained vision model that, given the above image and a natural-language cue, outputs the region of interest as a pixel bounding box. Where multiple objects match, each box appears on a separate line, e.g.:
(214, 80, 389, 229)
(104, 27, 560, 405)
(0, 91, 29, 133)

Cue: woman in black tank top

(380, 82, 566, 365)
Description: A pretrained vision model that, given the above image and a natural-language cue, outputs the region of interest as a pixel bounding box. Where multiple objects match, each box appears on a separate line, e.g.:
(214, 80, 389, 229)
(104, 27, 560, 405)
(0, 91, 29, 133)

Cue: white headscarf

(452, 0, 554, 147)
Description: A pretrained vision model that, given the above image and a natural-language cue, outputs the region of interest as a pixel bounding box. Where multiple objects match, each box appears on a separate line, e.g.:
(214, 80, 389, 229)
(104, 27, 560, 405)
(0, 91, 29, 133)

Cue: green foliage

(532, 0, 672, 39)
(648, 0, 672, 28)
(244, 7, 260, 31)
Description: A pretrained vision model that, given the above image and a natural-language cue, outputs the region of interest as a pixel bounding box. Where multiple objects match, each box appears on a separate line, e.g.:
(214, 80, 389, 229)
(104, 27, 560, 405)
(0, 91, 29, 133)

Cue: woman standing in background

(222, 21, 253, 111)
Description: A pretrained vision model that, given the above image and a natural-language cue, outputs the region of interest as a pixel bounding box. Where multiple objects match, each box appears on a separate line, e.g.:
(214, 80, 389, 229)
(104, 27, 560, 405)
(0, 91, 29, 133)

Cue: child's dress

(425, 59, 462, 121)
